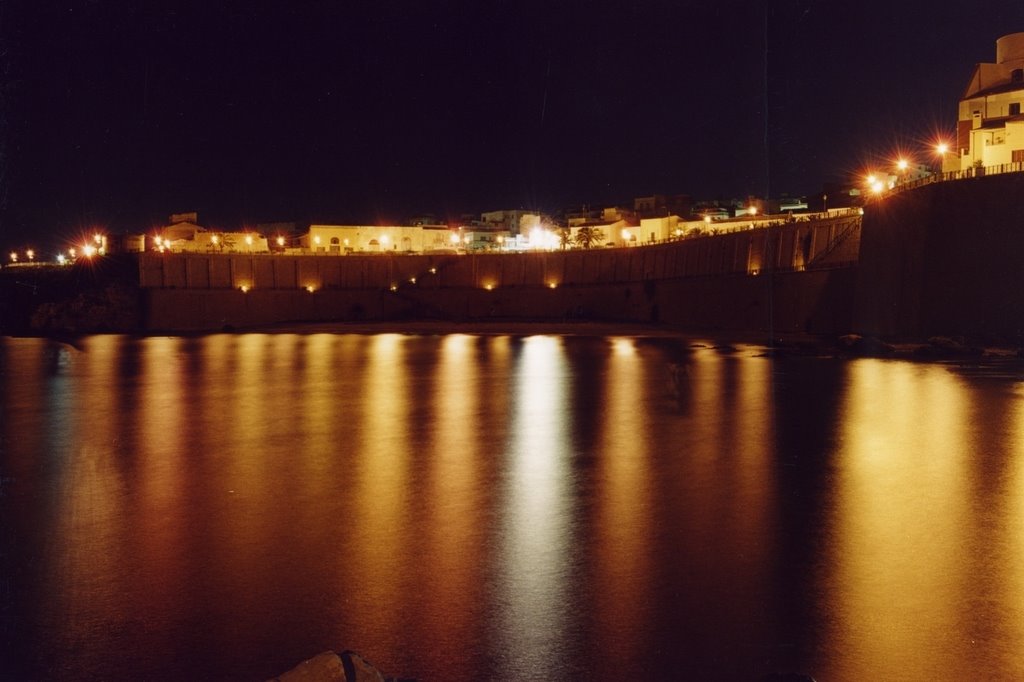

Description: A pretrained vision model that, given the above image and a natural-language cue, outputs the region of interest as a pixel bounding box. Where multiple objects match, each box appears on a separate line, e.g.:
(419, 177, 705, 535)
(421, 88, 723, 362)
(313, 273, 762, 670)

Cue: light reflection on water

(2, 335, 1024, 680)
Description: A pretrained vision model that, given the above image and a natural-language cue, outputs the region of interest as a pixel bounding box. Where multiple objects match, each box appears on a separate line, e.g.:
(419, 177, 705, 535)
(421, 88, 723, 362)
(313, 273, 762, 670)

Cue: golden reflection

(301, 334, 338, 480)
(350, 333, 411, 645)
(496, 335, 573, 663)
(52, 336, 129, 642)
(731, 353, 776, 557)
(134, 336, 188, 618)
(595, 336, 650, 662)
(1001, 391, 1024, 675)
(823, 360, 972, 678)
(422, 334, 483, 649)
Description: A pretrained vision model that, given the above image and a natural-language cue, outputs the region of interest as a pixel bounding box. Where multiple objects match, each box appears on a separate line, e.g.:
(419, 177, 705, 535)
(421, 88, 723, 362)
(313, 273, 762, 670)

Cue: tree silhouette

(574, 227, 605, 249)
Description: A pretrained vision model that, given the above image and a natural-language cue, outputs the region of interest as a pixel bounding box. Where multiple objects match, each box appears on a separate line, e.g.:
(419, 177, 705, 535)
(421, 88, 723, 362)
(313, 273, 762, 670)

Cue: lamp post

(935, 142, 950, 174)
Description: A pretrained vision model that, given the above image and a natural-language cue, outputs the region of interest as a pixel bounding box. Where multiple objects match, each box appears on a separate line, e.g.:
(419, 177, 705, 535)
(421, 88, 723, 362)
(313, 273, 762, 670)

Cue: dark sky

(2, 0, 1023, 249)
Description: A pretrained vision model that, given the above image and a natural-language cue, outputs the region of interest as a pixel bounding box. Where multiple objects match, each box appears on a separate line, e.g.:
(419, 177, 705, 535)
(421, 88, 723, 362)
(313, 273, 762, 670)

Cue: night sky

(2, 1, 1023, 250)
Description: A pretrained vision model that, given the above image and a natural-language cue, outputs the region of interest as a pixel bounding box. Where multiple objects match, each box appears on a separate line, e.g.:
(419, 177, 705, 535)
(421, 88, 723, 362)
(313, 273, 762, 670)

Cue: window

(1011, 102, 1021, 116)
(1013, 149, 1024, 163)
(1013, 68, 1023, 82)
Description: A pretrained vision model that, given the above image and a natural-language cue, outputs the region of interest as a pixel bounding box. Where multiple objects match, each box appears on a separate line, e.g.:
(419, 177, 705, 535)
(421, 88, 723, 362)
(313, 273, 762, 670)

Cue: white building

(302, 224, 454, 254)
(948, 32, 1024, 171)
(154, 216, 270, 254)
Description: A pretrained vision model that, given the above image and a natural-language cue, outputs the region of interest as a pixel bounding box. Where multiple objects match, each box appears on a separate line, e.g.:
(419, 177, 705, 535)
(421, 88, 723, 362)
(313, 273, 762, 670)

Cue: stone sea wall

(854, 172, 1024, 343)
(139, 215, 861, 335)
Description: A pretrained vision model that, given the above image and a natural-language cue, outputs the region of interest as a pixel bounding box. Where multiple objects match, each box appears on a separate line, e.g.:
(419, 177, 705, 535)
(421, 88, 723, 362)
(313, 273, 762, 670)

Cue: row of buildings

(140, 198, 824, 257)
(98, 32, 1024, 259)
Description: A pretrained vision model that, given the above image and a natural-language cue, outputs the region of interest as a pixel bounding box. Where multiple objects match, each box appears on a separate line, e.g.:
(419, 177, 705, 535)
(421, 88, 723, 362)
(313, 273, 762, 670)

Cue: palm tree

(574, 227, 605, 249)
(557, 228, 572, 250)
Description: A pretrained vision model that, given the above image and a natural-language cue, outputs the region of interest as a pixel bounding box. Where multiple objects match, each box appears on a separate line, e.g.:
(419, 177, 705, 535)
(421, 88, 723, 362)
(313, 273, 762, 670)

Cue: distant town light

(239, 284, 250, 293)
(69, 248, 77, 258)
(866, 174, 877, 185)
(9, 252, 17, 263)
(450, 233, 460, 244)
(245, 234, 253, 246)
(936, 142, 950, 155)
(276, 236, 285, 247)
(93, 234, 102, 244)
(897, 158, 909, 171)
(381, 235, 389, 245)
(211, 234, 220, 245)
(870, 180, 885, 194)
(56, 253, 66, 265)
(314, 235, 321, 245)
(305, 284, 316, 293)
(548, 282, 558, 289)
(748, 206, 758, 216)
(154, 236, 163, 246)
(26, 249, 35, 260)
(703, 216, 712, 224)
(83, 244, 96, 257)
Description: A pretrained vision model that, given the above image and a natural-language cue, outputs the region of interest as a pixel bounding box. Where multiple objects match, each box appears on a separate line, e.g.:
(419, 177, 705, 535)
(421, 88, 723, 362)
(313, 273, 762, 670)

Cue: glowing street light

(450, 232, 460, 245)
(870, 180, 885, 194)
(936, 142, 950, 156)
(26, 249, 35, 261)
(276, 236, 285, 247)
(245, 234, 253, 246)
(748, 205, 758, 216)
(56, 253, 66, 265)
(83, 244, 96, 257)
(211, 234, 220, 245)
(897, 159, 908, 171)
(9, 252, 17, 263)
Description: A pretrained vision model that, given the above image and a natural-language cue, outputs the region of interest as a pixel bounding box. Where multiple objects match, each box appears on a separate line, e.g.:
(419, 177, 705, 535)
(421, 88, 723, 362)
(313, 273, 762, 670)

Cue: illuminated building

(949, 32, 1024, 171)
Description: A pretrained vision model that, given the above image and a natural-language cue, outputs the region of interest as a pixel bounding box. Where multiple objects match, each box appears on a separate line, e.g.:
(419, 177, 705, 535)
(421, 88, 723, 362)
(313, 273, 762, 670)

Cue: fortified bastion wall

(139, 215, 860, 334)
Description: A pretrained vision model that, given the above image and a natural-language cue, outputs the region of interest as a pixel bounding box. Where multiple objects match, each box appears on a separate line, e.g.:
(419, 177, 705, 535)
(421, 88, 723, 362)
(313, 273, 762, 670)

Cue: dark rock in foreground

(268, 650, 413, 682)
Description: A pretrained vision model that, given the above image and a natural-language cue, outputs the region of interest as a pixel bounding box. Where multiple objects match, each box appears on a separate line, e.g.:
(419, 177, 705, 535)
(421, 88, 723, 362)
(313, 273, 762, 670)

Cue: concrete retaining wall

(138, 215, 862, 334)
(143, 267, 857, 335)
(854, 172, 1024, 341)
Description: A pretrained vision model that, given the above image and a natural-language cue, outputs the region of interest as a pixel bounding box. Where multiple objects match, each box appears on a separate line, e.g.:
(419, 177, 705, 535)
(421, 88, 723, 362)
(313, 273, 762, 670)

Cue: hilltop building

(948, 32, 1024, 171)
(153, 213, 270, 254)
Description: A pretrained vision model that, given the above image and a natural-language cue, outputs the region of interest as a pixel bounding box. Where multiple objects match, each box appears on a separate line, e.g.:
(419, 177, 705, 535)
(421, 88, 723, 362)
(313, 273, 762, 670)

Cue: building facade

(949, 32, 1024, 171)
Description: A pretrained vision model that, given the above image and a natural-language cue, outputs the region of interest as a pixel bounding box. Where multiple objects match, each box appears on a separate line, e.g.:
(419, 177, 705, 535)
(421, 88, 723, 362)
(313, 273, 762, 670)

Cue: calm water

(2, 333, 1024, 681)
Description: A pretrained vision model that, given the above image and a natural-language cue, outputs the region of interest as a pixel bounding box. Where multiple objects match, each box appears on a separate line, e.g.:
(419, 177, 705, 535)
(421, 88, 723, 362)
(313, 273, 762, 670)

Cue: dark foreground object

(269, 650, 415, 682)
